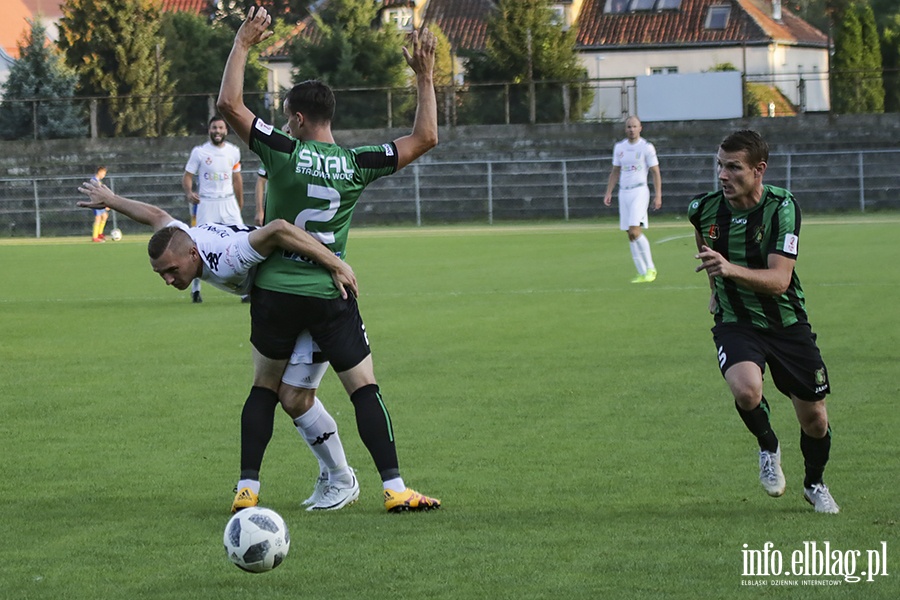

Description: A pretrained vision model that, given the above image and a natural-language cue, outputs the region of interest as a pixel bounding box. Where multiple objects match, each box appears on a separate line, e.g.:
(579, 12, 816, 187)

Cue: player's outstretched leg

(231, 386, 279, 512)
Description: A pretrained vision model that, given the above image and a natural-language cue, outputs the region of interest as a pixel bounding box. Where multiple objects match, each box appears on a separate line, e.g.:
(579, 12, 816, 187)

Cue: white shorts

(281, 330, 329, 389)
(196, 196, 243, 227)
(618, 185, 650, 230)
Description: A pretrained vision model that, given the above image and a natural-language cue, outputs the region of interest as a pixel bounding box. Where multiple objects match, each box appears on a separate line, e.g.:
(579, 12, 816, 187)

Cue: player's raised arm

(393, 27, 438, 171)
(217, 6, 274, 146)
(76, 180, 173, 231)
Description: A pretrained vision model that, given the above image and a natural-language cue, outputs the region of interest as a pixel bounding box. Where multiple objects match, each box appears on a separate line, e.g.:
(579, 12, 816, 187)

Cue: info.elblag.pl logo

(741, 541, 889, 586)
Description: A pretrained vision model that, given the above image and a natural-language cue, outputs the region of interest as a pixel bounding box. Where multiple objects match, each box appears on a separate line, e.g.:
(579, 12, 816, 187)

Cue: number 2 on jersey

(296, 184, 339, 245)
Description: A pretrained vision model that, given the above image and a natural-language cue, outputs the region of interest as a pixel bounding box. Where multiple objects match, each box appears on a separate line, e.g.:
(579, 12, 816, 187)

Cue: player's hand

(186, 192, 200, 204)
(236, 6, 274, 48)
(695, 244, 733, 278)
(76, 179, 114, 209)
(402, 27, 435, 76)
(603, 194, 612, 207)
(331, 262, 359, 300)
(255, 210, 265, 226)
(652, 195, 662, 210)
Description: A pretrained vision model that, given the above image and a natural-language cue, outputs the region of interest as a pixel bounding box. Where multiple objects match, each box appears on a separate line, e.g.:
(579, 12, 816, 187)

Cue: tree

(459, 0, 593, 125)
(159, 11, 271, 133)
(289, 0, 409, 129)
(881, 14, 900, 112)
(0, 20, 85, 140)
(58, 0, 176, 136)
(831, 3, 864, 113)
(858, 1, 885, 112)
(212, 0, 311, 31)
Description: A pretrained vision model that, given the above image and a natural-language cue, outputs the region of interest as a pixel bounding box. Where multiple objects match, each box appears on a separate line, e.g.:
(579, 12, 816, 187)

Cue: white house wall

(580, 44, 830, 120)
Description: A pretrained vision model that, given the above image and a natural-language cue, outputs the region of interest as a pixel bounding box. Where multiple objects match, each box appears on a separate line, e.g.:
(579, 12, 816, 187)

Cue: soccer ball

(110, 228, 122, 241)
(223, 507, 290, 573)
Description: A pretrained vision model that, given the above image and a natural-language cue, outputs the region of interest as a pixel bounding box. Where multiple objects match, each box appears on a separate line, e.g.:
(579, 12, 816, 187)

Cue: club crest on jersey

(753, 225, 765, 244)
(707, 224, 719, 240)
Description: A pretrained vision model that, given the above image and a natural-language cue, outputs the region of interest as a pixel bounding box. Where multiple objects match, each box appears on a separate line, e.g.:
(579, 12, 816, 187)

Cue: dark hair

(148, 226, 191, 260)
(208, 115, 227, 128)
(720, 129, 769, 165)
(285, 80, 335, 125)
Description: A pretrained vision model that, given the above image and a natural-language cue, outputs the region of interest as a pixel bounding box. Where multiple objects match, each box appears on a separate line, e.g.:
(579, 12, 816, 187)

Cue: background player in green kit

(218, 6, 440, 513)
(689, 130, 839, 514)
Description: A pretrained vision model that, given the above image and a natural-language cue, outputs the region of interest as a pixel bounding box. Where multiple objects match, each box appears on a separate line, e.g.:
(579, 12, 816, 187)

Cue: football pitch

(1, 215, 898, 599)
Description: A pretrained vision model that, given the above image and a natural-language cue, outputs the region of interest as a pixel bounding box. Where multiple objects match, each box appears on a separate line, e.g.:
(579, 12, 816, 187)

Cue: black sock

(350, 384, 400, 481)
(801, 425, 832, 488)
(735, 396, 779, 453)
(239, 386, 280, 481)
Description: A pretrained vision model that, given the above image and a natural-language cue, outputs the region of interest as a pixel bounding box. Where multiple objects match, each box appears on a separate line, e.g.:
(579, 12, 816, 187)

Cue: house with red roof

(261, 0, 829, 119)
(575, 0, 830, 115)
(0, 0, 210, 85)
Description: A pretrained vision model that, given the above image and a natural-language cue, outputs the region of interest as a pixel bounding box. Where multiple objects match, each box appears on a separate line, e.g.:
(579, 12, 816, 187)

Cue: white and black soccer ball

(110, 228, 122, 241)
(223, 507, 290, 573)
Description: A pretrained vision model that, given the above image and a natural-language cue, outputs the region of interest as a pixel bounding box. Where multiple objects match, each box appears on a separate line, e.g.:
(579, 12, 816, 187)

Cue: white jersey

(612, 138, 659, 190)
(166, 219, 328, 382)
(167, 220, 263, 295)
(184, 141, 242, 199)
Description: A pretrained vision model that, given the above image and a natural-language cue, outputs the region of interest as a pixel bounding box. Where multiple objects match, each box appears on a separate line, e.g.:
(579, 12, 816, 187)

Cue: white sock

(237, 479, 260, 495)
(635, 234, 655, 271)
(294, 397, 352, 486)
(383, 477, 405, 492)
(191, 278, 201, 293)
(629, 239, 647, 275)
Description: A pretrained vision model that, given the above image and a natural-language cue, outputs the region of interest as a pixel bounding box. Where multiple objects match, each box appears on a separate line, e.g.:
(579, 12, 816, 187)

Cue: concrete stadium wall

(1, 113, 898, 237)
(2, 113, 899, 178)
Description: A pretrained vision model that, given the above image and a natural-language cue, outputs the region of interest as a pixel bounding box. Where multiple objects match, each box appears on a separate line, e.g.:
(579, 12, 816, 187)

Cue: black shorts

(250, 286, 371, 373)
(712, 322, 830, 401)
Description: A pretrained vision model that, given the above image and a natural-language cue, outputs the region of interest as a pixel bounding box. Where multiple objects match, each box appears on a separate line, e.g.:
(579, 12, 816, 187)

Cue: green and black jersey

(249, 117, 397, 298)
(688, 185, 808, 330)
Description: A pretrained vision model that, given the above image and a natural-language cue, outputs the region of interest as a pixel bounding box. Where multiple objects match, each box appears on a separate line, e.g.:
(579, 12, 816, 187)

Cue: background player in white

(603, 115, 663, 283)
(183, 115, 246, 303)
(77, 179, 361, 511)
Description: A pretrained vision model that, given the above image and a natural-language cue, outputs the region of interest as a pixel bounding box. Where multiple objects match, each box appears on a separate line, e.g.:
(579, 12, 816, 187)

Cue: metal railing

(1, 149, 897, 239)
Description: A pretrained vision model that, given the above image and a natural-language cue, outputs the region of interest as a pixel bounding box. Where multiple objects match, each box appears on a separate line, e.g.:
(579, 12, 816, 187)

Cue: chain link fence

(1, 149, 897, 239)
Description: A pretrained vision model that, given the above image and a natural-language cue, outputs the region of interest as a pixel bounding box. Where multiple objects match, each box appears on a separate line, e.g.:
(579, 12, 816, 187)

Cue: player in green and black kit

(689, 130, 839, 514)
(218, 6, 441, 513)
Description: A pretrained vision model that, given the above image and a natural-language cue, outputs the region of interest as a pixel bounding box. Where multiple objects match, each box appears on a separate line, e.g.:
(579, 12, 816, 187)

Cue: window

(630, 0, 657, 9)
(549, 5, 565, 25)
(705, 5, 731, 30)
(385, 8, 413, 31)
(604, 0, 683, 13)
(650, 66, 678, 75)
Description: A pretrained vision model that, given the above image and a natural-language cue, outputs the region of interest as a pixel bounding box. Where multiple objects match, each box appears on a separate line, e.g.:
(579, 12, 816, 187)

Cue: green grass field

(1, 215, 898, 599)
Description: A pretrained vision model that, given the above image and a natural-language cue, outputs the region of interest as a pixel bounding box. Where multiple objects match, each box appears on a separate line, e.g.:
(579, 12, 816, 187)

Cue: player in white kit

(603, 116, 663, 283)
(77, 179, 361, 511)
(183, 115, 245, 303)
